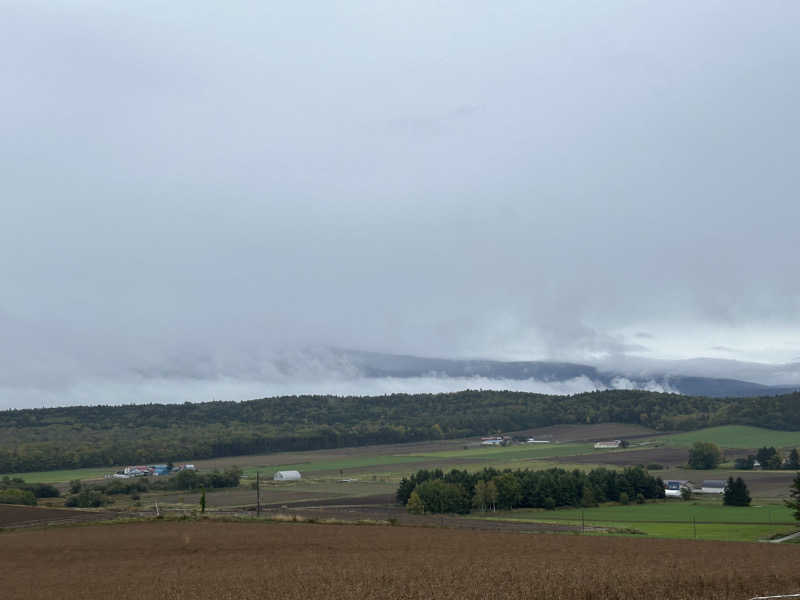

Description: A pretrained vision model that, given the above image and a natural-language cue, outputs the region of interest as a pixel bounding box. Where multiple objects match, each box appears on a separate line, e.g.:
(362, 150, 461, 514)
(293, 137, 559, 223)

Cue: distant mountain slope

(335, 349, 799, 398)
(340, 349, 600, 381)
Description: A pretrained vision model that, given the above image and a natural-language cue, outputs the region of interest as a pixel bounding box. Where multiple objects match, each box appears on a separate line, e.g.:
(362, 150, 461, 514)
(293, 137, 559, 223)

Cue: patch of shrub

(64, 490, 109, 508)
(1, 476, 59, 498)
(0, 488, 37, 506)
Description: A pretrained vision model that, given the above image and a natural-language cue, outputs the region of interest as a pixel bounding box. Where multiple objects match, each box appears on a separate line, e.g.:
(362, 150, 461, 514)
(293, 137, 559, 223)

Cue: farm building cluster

(664, 479, 727, 496)
(110, 464, 196, 479)
(480, 436, 551, 446)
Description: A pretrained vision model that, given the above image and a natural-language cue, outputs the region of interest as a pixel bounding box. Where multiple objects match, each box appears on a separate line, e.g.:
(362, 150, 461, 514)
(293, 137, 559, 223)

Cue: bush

(688, 442, 722, 469)
(1, 476, 59, 498)
(619, 492, 630, 505)
(407, 490, 425, 514)
(64, 490, 109, 508)
(0, 488, 37, 505)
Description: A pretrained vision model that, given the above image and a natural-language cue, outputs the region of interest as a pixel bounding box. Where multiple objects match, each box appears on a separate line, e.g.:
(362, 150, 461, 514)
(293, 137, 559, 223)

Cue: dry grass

(2, 520, 800, 599)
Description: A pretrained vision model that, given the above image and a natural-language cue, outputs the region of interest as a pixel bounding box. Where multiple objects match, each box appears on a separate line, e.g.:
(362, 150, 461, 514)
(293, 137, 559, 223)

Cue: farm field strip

(503, 502, 796, 523)
(471, 501, 800, 542)
(648, 425, 800, 449)
(475, 516, 793, 542)
(3, 520, 800, 599)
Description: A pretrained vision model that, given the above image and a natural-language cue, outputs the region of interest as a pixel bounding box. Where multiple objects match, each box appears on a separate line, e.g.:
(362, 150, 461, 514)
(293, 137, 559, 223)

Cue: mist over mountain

(330, 349, 800, 398)
(2, 3, 799, 410)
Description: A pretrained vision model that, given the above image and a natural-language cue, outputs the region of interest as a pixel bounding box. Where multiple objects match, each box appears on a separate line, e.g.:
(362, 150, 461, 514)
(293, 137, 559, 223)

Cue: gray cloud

(1, 2, 800, 407)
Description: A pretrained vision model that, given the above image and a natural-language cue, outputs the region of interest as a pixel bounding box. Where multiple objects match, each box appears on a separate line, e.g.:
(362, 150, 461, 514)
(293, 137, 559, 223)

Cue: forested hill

(1, 389, 799, 473)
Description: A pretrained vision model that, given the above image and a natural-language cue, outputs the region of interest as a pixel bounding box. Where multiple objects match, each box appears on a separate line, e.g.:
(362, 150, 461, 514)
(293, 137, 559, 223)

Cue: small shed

(274, 470, 302, 481)
(701, 480, 725, 494)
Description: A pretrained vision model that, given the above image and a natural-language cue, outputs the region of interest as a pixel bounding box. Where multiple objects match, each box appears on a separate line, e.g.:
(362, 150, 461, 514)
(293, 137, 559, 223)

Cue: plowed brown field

(2, 520, 799, 599)
(0, 504, 109, 529)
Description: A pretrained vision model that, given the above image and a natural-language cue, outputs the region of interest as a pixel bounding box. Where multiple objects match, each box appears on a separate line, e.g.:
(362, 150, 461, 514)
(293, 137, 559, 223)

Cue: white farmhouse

(273, 470, 302, 481)
(594, 440, 622, 449)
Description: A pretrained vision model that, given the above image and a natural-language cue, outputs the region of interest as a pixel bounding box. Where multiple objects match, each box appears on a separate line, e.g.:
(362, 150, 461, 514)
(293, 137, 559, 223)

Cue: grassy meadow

(476, 498, 797, 542)
(650, 425, 800, 449)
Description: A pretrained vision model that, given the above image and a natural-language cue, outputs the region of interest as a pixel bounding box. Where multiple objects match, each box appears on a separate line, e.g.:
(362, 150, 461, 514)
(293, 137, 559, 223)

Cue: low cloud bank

(0, 374, 676, 410)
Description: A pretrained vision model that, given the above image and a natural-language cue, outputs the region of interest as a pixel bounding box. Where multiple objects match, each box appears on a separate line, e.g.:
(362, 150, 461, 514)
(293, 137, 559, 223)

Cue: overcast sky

(2, 2, 799, 408)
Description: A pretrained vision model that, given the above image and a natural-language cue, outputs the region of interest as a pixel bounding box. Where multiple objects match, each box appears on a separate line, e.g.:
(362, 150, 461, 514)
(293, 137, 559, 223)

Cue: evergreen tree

(756, 447, 782, 470)
(786, 472, 800, 521)
(723, 476, 751, 506)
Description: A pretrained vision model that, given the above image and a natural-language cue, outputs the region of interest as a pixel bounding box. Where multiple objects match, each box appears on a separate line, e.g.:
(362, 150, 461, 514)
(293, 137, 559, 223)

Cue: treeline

(1, 389, 799, 473)
(396, 466, 666, 514)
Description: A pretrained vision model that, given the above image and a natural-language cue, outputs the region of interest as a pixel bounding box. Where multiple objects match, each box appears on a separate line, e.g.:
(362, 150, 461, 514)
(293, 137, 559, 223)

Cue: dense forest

(1, 389, 799, 473)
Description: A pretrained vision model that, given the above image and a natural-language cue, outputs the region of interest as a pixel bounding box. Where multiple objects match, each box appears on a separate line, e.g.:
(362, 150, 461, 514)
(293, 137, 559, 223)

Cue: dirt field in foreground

(2, 520, 800, 599)
(0, 505, 111, 529)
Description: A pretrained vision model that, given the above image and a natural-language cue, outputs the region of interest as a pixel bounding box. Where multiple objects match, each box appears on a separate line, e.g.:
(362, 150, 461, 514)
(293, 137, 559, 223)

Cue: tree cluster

(735, 447, 799, 470)
(0, 476, 59, 499)
(397, 466, 665, 514)
(687, 442, 722, 469)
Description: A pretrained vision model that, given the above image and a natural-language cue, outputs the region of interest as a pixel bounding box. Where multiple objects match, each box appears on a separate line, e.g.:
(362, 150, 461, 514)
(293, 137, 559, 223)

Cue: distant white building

(273, 470, 302, 481)
(526, 438, 551, 444)
(481, 437, 504, 446)
(664, 480, 690, 498)
(700, 480, 726, 494)
(594, 440, 622, 449)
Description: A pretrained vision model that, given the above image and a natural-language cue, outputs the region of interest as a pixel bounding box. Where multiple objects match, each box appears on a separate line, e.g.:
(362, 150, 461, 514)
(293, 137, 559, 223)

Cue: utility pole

(256, 471, 261, 517)
(581, 511, 585, 534)
(692, 516, 696, 540)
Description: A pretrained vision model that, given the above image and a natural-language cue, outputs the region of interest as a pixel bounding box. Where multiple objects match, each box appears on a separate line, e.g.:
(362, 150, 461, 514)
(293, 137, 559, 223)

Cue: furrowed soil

(0, 505, 110, 529)
(2, 520, 799, 599)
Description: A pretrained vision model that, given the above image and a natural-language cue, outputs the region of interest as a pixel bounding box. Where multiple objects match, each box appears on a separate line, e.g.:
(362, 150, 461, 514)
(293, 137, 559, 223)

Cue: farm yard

(2, 520, 800, 600)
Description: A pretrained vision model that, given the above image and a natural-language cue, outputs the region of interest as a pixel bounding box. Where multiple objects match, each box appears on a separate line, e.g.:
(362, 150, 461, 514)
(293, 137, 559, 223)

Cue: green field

(239, 454, 431, 478)
(476, 499, 798, 542)
(0, 466, 111, 484)
(412, 442, 595, 460)
(654, 426, 800, 449)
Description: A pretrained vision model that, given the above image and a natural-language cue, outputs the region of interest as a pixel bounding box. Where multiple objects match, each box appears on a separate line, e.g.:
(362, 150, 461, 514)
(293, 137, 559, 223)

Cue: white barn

(700, 480, 725, 494)
(273, 470, 302, 481)
(594, 440, 622, 449)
